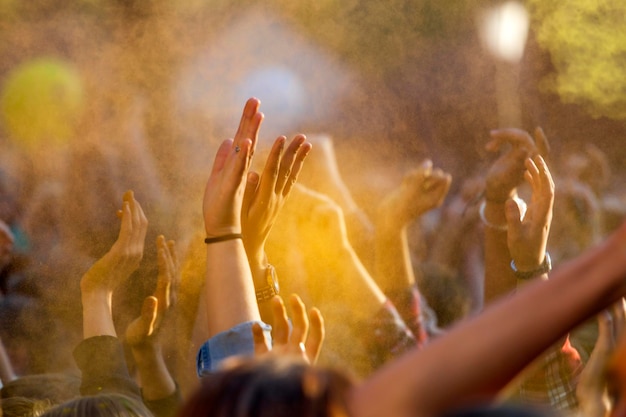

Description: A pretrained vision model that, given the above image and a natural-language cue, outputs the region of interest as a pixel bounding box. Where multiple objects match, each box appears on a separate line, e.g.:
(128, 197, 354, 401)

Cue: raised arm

(75, 190, 148, 398)
(202, 98, 263, 337)
(241, 134, 312, 323)
(374, 160, 451, 342)
(80, 190, 148, 339)
(482, 127, 549, 303)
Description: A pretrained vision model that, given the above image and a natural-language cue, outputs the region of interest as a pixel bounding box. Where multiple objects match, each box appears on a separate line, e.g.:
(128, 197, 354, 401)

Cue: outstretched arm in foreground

(351, 219, 626, 417)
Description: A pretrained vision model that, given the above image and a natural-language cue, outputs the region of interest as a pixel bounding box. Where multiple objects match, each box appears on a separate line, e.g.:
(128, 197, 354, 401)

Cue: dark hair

(40, 394, 153, 417)
(178, 357, 354, 417)
(1, 373, 81, 404)
(440, 403, 557, 417)
(1, 396, 52, 417)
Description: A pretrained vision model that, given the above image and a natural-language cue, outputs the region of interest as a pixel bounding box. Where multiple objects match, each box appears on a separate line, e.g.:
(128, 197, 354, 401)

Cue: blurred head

(178, 356, 354, 417)
(40, 394, 152, 417)
(1, 396, 52, 417)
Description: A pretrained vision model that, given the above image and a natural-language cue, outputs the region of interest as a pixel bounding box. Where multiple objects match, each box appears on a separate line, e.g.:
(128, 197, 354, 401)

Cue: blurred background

(2, 0, 626, 217)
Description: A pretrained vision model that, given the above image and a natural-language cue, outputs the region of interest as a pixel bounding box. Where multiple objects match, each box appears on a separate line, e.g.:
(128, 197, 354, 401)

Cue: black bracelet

(510, 252, 552, 280)
(204, 233, 243, 244)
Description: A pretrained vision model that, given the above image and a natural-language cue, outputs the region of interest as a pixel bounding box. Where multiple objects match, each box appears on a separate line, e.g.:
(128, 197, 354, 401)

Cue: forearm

(337, 244, 388, 321)
(204, 239, 261, 336)
(131, 344, 177, 401)
(81, 289, 116, 338)
(483, 200, 517, 304)
(248, 252, 274, 324)
(351, 228, 626, 417)
(375, 222, 416, 294)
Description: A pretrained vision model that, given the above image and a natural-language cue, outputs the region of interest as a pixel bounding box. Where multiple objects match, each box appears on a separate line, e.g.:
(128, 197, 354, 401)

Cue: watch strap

(511, 252, 552, 280)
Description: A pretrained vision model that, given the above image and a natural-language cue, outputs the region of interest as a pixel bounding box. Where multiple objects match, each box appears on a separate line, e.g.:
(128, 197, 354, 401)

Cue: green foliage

(526, 0, 626, 119)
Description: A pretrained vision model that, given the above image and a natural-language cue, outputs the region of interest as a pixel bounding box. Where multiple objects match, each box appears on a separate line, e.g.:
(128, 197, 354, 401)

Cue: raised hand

(377, 159, 452, 229)
(252, 294, 325, 364)
(80, 190, 148, 294)
(203, 98, 263, 237)
(125, 235, 179, 348)
(241, 134, 312, 264)
(485, 127, 549, 203)
(505, 155, 555, 272)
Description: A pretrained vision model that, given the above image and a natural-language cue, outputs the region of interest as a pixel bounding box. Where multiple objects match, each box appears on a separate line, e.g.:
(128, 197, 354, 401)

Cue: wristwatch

(510, 252, 552, 280)
(255, 264, 280, 303)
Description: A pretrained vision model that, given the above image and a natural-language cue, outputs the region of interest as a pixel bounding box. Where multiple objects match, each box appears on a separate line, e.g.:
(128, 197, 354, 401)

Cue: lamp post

(478, 1, 529, 128)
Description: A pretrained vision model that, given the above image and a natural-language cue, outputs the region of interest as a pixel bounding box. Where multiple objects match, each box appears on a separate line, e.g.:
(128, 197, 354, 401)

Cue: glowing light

(236, 66, 306, 123)
(480, 1, 529, 63)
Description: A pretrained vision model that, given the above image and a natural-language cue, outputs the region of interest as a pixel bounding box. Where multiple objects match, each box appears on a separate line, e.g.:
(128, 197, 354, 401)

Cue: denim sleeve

(197, 320, 272, 377)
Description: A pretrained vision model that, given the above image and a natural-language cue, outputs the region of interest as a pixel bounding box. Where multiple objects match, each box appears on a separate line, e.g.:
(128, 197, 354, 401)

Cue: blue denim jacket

(197, 320, 272, 376)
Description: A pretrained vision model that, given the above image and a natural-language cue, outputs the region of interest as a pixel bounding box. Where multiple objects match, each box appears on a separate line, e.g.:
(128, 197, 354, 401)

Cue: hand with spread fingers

(126, 235, 179, 349)
(505, 155, 555, 273)
(377, 159, 452, 230)
(241, 134, 312, 264)
(252, 294, 325, 365)
(202, 98, 263, 238)
(80, 190, 149, 296)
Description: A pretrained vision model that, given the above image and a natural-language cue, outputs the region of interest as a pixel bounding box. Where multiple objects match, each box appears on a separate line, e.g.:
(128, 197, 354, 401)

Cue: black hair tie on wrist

(204, 233, 243, 244)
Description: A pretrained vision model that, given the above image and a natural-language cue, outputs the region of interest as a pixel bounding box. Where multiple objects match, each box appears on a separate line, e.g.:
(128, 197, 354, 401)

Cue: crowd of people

(1, 96, 626, 417)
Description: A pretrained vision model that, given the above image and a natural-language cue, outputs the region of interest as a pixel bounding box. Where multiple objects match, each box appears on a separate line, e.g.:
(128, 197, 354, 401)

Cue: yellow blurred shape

(1, 58, 84, 150)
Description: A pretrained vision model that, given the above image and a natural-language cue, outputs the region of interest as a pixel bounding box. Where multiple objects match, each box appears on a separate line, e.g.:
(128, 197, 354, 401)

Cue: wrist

(130, 340, 161, 358)
(511, 252, 552, 279)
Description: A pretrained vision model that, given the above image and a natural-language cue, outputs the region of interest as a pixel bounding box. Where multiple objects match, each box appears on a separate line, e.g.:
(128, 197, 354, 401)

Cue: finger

(116, 210, 123, 219)
(211, 139, 234, 176)
(226, 138, 253, 189)
(155, 238, 172, 314)
(304, 307, 325, 364)
(276, 135, 306, 194)
(533, 155, 554, 195)
(612, 298, 626, 342)
(523, 158, 540, 192)
(288, 294, 309, 347)
(167, 239, 179, 272)
(242, 171, 260, 215)
(489, 128, 536, 152)
(505, 198, 523, 235)
(166, 239, 180, 306)
(140, 296, 158, 338)
(283, 140, 312, 196)
(233, 98, 263, 153)
(258, 137, 285, 200)
(117, 200, 133, 243)
(128, 191, 149, 251)
(252, 322, 270, 356)
(533, 127, 550, 159)
(271, 296, 290, 345)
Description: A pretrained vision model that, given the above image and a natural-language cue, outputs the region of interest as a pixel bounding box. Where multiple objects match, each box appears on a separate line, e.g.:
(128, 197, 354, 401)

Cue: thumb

(504, 198, 523, 235)
(242, 171, 260, 213)
(252, 322, 270, 356)
(140, 296, 158, 337)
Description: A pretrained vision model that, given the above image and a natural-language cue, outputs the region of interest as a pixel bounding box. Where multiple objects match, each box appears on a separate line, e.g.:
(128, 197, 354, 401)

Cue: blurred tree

(526, 0, 626, 119)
